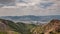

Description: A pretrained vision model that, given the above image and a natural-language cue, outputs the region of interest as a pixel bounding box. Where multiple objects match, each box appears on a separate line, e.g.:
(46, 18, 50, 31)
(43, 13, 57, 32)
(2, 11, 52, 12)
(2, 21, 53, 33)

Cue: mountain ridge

(0, 15, 60, 22)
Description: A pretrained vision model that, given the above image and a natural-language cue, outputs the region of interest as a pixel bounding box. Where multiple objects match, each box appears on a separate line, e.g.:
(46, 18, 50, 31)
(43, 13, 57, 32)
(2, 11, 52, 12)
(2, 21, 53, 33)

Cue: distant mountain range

(0, 15, 60, 22)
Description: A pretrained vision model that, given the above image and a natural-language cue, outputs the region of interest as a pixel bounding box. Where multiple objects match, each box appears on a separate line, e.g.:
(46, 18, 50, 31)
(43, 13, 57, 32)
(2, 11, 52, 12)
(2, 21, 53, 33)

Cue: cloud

(1, 6, 18, 8)
(15, 0, 41, 6)
(0, 0, 60, 16)
(39, 2, 54, 9)
(0, 0, 15, 8)
(16, 3, 36, 6)
(21, 0, 40, 3)
(15, 0, 56, 8)
(0, 3, 60, 16)
(0, 0, 15, 5)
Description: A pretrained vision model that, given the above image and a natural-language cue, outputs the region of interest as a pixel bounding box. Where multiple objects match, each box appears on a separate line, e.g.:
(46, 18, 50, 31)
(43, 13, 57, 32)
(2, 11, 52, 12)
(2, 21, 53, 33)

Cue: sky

(0, 0, 60, 16)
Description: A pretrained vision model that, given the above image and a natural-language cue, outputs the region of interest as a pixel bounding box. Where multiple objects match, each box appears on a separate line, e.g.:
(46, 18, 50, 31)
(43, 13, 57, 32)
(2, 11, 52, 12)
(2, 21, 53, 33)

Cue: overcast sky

(0, 0, 60, 16)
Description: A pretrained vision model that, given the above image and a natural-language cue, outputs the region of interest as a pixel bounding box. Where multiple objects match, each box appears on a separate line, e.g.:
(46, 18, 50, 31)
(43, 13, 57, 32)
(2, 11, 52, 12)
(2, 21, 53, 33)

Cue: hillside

(0, 19, 20, 34)
(43, 19, 60, 34)
(0, 19, 36, 34)
(0, 19, 60, 34)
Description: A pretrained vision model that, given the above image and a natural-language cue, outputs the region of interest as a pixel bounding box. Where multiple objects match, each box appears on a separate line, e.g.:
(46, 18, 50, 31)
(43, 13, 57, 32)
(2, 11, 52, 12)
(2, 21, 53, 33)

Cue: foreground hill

(43, 19, 60, 34)
(0, 19, 36, 34)
(0, 19, 60, 34)
(0, 19, 19, 34)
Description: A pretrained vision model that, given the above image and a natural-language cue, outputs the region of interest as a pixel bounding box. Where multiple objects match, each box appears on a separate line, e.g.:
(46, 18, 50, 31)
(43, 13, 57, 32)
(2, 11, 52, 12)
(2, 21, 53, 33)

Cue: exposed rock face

(0, 21, 11, 32)
(0, 19, 20, 34)
(0, 19, 13, 32)
(0, 23, 7, 32)
(43, 19, 60, 34)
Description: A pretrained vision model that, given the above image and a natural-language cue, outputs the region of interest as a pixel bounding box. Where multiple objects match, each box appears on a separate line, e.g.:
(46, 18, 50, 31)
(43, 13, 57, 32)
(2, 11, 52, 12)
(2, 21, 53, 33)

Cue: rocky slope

(43, 19, 60, 34)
